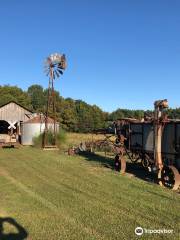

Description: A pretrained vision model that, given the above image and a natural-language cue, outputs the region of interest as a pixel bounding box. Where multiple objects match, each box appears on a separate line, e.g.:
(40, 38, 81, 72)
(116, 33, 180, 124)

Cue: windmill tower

(42, 53, 67, 148)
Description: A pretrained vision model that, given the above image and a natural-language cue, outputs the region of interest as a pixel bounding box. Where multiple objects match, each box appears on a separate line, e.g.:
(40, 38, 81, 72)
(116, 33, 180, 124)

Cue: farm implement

(114, 99, 180, 190)
(68, 99, 180, 191)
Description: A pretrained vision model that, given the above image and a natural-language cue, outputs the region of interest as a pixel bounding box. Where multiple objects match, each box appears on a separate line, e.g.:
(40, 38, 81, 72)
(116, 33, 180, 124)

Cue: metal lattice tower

(42, 53, 67, 148)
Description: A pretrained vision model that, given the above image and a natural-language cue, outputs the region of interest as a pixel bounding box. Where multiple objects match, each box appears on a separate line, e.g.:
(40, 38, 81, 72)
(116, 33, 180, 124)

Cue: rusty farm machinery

(69, 99, 180, 191)
(114, 99, 180, 190)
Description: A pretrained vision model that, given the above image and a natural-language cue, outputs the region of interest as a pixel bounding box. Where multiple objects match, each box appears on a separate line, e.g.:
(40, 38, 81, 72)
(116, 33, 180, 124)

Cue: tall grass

(33, 128, 66, 148)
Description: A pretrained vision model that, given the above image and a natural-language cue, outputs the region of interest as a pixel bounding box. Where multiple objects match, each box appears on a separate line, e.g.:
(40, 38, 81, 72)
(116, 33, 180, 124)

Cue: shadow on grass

(80, 152, 155, 183)
(0, 217, 28, 240)
(79, 152, 114, 169)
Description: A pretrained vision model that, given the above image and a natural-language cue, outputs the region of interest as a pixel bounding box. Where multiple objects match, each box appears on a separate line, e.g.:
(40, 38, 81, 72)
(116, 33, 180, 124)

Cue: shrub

(33, 128, 66, 148)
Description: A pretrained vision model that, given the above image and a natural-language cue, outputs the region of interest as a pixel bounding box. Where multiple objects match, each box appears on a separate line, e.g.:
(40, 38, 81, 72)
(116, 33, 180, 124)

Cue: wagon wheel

(160, 165, 180, 190)
(141, 154, 152, 169)
(141, 158, 150, 169)
(128, 151, 141, 163)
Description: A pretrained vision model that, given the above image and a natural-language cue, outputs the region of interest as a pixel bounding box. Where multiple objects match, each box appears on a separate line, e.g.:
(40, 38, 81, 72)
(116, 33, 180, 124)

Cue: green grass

(0, 147, 179, 240)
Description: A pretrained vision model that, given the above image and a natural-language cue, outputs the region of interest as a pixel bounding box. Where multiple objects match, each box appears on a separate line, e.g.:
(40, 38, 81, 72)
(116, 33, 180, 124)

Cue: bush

(56, 129, 66, 146)
(33, 128, 66, 148)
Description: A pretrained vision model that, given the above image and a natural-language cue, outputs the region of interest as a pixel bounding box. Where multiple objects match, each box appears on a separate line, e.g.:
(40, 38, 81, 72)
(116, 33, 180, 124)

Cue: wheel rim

(161, 166, 180, 190)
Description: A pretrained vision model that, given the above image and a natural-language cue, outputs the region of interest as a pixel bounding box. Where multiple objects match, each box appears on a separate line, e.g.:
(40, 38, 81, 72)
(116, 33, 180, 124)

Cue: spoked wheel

(141, 154, 153, 169)
(114, 154, 126, 173)
(160, 166, 180, 190)
(141, 158, 150, 169)
(128, 151, 140, 163)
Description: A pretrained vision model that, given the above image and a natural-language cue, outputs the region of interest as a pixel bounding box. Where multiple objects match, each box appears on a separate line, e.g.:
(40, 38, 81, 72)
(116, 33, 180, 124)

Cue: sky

(0, 0, 180, 112)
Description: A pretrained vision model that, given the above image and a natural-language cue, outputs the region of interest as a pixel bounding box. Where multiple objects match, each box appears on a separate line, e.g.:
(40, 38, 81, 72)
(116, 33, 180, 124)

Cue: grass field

(61, 132, 106, 150)
(0, 146, 179, 239)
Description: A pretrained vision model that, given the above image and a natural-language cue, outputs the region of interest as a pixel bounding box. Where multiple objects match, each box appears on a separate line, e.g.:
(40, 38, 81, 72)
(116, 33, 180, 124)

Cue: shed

(0, 101, 32, 144)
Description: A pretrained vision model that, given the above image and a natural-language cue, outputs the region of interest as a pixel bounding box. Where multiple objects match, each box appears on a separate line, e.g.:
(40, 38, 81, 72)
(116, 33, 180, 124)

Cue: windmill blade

(44, 53, 66, 79)
(46, 57, 52, 65)
(57, 69, 63, 75)
(44, 66, 50, 76)
(46, 70, 50, 77)
(44, 66, 50, 73)
(44, 65, 50, 71)
(55, 70, 60, 78)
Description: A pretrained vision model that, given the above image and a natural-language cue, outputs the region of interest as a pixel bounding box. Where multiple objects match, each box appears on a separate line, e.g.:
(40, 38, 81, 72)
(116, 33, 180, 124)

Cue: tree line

(0, 85, 180, 132)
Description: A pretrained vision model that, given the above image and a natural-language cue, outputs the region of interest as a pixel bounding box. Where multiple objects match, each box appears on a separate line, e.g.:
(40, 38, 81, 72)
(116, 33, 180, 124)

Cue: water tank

(21, 115, 59, 145)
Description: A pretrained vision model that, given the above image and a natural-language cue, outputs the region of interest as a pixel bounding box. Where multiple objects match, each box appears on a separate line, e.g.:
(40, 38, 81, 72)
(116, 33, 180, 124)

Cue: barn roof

(0, 101, 33, 113)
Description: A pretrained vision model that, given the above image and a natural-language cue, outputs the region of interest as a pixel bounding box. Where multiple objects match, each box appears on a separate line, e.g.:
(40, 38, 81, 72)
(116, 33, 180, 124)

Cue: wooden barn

(0, 101, 59, 146)
(0, 101, 33, 145)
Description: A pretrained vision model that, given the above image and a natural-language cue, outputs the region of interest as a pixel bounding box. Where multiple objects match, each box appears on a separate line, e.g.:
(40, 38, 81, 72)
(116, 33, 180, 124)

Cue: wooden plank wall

(0, 102, 32, 122)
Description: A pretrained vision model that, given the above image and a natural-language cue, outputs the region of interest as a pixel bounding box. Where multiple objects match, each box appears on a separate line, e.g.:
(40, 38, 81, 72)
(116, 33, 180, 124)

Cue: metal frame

(42, 53, 66, 148)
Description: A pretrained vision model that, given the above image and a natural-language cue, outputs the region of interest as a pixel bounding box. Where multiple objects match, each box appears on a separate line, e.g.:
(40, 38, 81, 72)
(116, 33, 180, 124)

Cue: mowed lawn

(0, 147, 179, 240)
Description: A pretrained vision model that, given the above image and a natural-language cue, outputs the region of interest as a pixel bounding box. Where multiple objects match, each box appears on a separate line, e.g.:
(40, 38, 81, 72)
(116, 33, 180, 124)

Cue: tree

(60, 98, 78, 131)
(27, 85, 45, 112)
(0, 85, 32, 110)
(1, 84, 180, 133)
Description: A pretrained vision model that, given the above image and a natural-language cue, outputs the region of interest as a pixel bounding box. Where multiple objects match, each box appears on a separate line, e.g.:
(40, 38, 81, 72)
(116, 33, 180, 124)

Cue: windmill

(42, 53, 67, 149)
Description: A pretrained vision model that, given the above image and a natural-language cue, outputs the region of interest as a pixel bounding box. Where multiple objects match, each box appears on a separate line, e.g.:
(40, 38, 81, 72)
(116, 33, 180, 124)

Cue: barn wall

(0, 102, 31, 122)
